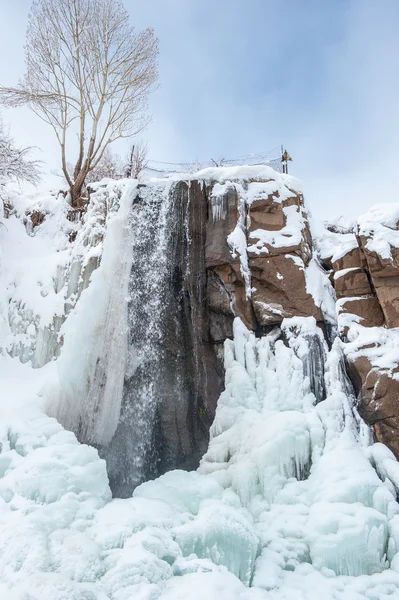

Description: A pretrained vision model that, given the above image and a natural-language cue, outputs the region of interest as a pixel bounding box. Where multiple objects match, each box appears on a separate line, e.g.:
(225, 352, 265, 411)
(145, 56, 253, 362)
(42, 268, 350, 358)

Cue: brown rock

(249, 254, 322, 325)
(334, 268, 372, 299)
(338, 296, 385, 329)
(213, 263, 256, 331)
(372, 275, 399, 328)
(205, 183, 239, 268)
(248, 196, 286, 232)
(332, 246, 364, 272)
(350, 354, 399, 459)
(204, 178, 318, 333)
(248, 193, 313, 265)
(358, 234, 399, 277)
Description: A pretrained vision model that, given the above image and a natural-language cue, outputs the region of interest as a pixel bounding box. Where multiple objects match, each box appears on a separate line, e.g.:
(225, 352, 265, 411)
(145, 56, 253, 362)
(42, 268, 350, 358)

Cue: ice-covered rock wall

(0, 166, 339, 496)
(316, 206, 399, 459)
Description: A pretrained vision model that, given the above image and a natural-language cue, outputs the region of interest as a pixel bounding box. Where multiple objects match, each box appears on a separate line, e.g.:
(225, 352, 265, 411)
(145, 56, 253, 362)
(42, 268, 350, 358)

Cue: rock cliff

(317, 205, 399, 458)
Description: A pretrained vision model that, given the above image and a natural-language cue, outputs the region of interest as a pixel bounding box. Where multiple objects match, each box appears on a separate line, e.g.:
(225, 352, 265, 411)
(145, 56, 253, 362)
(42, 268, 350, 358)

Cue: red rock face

(205, 179, 321, 334)
(348, 354, 399, 459)
(334, 269, 372, 298)
(338, 296, 385, 329)
(356, 234, 399, 328)
(250, 255, 322, 325)
(326, 217, 399, 458)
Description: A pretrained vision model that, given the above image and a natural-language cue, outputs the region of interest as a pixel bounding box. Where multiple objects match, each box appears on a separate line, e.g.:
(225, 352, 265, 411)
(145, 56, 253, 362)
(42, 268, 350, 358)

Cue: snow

(315, 228, 358, 264)
(2, 172, 399, 599)
(317, 202, 399, 266)
(304, 257, 337, 325)
(357, 203, 399, 259)
(227, 189, 252, 296)
(0, 190, 74, 367)
(4, 310, 399, 599)
(344, 322, 399, 378)
(194, 164, 303, 196)
(334, 266, 361, 280)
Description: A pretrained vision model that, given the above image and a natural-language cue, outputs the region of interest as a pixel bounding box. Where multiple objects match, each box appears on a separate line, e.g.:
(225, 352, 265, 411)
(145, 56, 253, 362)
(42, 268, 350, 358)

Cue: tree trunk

(70, 165, 91, 209)
(70, 180, 85, 209)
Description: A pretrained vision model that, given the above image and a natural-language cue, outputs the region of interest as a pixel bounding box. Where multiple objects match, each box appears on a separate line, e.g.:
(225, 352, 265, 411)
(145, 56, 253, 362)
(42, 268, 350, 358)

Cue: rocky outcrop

(204, 178, 322, 337)
(348, 354, 399, 459)
(321, 207, 399, 460)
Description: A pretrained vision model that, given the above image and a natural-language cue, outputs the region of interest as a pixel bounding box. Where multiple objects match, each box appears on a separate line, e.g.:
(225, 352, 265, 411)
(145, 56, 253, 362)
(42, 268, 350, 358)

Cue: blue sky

(1, 0, 399, 220)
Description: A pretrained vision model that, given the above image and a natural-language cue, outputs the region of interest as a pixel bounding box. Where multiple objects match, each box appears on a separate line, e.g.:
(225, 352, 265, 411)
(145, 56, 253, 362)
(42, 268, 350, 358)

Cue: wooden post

(281, 149, 292, 175)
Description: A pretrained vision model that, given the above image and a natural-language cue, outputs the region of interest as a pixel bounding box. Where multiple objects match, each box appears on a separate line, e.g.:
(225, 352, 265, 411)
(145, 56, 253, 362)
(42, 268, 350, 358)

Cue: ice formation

(1, 169, 399, 599)
(49, 180, 138, 447)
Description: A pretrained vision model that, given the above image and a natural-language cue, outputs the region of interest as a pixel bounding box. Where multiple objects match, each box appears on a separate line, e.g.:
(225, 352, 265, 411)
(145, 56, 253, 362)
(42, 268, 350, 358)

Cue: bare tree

(0, 118, 41, 218)
(124, 139, 148, 179)
(0, 120, 40, 187)
(85, 147, 123, 184)
(182, 157, 202, 173)
(0, 0, 158, 207)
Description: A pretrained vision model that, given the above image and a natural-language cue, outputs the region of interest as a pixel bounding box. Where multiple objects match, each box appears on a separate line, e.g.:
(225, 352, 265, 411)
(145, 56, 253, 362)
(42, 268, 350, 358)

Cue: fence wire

(144, 147, 284, 177)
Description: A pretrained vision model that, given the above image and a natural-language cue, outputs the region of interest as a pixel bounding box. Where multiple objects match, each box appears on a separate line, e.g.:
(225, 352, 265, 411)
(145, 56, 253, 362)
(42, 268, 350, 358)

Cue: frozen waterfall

(46, 179, 222, 498)
(101, 181, 180, 495)
(47, 181, 137, 446)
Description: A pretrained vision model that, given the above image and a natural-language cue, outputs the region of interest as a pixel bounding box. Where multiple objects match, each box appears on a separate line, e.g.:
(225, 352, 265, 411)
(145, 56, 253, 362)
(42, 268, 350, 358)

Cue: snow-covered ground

(1, 171, 399, 599)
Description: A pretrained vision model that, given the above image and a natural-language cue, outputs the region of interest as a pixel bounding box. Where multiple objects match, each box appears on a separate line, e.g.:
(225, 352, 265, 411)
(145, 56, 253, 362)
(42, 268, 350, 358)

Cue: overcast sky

(1, 0, 399, 221)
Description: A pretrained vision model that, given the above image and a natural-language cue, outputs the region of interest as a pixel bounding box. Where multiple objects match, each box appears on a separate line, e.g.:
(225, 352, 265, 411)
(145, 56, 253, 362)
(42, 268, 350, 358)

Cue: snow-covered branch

(0, 121, 41, 188)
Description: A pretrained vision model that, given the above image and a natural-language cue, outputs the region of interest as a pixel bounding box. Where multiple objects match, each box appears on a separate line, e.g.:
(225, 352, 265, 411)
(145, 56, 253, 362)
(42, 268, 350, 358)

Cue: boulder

(250, 254, 322, 325)
(332, 246, 365, 272)
(337, 296, 385, 330)
(370, 275, 399, 328)
(204, 179, 319, 336)
(349, 355, 399, 459)
(247, 194, 312, 265)
(334, 268, 372, 299)
(358, 234, 399, 277)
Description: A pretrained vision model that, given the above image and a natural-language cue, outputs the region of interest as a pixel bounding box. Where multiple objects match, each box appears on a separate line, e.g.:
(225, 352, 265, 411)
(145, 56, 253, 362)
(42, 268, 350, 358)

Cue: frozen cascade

(281, 317, 327, 404)
(101, 180, 223, 497)
(47, 181, 138, 447)
(100, 181, 180, 495)
(200, 317, 399, 584)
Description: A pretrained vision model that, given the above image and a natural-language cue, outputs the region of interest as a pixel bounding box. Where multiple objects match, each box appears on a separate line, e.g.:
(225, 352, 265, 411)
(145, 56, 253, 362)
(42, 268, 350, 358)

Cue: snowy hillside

(1, 168, 399, 599)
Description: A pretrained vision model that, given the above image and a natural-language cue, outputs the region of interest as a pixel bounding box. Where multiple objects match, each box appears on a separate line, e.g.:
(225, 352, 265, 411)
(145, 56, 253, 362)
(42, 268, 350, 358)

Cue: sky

(1, 0, 399, 221)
